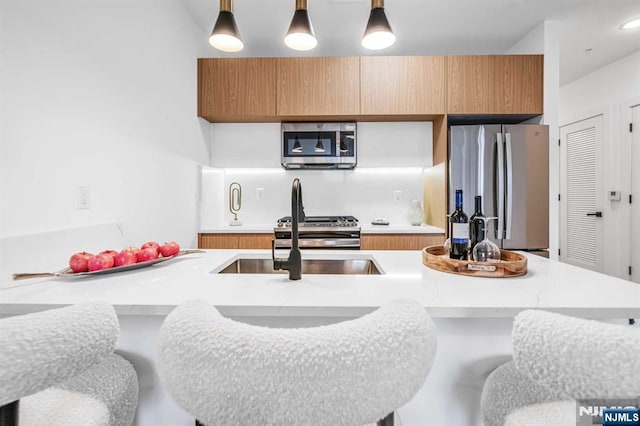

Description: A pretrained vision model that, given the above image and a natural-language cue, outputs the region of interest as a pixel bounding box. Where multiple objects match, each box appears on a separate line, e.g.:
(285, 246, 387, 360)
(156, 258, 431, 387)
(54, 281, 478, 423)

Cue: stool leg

(0, 400, 19, 426)
(377, 412, 394, 426)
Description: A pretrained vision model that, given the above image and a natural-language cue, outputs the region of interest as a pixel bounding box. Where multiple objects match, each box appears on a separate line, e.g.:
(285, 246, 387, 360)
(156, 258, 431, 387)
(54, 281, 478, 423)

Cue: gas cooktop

(276, 215, 359, 228)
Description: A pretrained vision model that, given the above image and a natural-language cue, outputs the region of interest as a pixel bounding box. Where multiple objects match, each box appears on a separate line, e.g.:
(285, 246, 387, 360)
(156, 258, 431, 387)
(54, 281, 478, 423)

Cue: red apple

(122, 246, 140, 254)
(140, 241, 160, 251)
(136, 247, 159, 262)
(113, 250, 138, 267)
(159, 241, 180, 257)
(69, 251, 94, 273)
(87, 254, 114, 271)
(99, 250, 118, 259)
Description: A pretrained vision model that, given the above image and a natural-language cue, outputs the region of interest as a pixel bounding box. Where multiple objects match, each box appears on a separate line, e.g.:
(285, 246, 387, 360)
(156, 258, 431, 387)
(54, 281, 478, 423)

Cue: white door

(559, 115, 604, 272)
(631, 105, 640, 283)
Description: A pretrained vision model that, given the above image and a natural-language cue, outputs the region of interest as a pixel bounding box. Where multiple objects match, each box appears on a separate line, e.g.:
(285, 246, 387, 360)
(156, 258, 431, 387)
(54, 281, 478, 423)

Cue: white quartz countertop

(200, 224, 445, 234)
(2, 249, 639, 319)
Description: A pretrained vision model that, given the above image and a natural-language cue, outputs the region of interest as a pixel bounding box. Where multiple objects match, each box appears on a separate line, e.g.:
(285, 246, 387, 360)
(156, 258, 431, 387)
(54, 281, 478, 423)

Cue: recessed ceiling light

(621, 18, 640, 30)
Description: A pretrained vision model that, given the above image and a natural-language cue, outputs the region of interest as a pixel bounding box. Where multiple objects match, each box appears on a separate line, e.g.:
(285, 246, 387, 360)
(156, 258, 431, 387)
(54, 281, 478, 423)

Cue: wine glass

(472, 217, 501, 262)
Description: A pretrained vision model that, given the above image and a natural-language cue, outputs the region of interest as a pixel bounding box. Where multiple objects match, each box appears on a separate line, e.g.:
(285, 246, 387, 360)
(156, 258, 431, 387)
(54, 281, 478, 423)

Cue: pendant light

(209, 0, 244, 52)
(285, 0, 317, 51)
(314, 137, 326, 153)
(362, 0, 395, 50)
(292, 136, 303, 153)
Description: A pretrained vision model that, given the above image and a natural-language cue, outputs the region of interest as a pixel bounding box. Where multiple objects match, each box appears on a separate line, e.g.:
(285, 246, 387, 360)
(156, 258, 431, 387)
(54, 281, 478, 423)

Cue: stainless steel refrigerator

(448, 124, 549, 252)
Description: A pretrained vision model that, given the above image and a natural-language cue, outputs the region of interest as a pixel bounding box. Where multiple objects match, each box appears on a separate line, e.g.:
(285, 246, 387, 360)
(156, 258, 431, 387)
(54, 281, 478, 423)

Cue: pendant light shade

(209, 0, 244, 52)
(362, 0, 395, 50)
(285, 0, 317, 51)
(292, 136, 303, 153)
(314, 139, 326, 153)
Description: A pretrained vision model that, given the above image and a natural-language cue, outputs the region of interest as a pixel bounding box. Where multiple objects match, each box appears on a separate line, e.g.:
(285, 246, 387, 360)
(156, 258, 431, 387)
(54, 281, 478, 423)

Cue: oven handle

(274, 239, 361, 249)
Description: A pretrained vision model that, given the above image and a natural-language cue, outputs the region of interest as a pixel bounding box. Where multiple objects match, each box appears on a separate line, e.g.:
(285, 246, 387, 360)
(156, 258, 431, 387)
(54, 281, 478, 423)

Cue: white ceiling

(180, 0, 640, 85)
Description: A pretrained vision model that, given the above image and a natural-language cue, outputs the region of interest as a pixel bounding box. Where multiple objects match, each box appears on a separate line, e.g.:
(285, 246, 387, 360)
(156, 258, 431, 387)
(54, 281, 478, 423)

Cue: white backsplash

(201, 122, 434, 228)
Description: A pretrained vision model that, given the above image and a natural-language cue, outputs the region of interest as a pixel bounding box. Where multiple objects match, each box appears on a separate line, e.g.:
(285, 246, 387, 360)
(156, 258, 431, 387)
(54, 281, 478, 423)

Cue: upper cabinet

(276, 57, 360, 117)
(447, 55, 492, 114)
(198, 58, 277, 122)
(360, 56, 446, 115)
(447, 54, 543, 115)
(197, 54, 544, 122)
(493, 55, 543, 114)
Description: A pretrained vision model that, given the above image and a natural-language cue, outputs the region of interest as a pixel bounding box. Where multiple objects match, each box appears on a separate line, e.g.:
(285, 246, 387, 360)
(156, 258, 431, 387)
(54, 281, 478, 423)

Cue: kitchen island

(2, 249, 639, 426)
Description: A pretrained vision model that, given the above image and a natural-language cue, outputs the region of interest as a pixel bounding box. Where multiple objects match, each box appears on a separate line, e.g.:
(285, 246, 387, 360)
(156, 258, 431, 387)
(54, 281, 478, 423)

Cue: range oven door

(274, 230, 361, 249)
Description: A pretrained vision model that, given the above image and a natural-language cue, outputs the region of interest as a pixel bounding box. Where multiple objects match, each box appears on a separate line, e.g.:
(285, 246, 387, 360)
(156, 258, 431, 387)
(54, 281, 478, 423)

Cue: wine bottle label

(452, 223, 469, 243)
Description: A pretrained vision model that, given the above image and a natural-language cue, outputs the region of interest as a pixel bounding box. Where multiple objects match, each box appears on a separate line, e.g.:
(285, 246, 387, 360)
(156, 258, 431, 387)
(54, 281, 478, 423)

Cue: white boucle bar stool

(156, 298, 437, 426)
(481, 309, 640, 426)
(0, 302, 139, 426)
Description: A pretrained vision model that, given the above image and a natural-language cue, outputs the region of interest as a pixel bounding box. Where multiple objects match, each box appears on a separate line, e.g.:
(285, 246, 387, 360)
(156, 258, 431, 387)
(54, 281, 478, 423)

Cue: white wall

(507, 21, 561, 259)
(201, 122, 433, 227)
(559, 49, 640, 279)
(0, 0, 211, 250)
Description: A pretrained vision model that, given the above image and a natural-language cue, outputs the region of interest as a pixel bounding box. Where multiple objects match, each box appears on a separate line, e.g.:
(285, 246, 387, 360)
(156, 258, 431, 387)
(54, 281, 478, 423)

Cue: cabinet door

(447, 55, 493, 114)
(198, 58, 276, 122)
(361, 56, 446, 115)
(198, 233, 273, 249)
(238, 234, 273, 249)
(361, 234, 445, 250)
(198, 234, 239, 249)
(492, 55, 543, 114)
(277, 57, 360, 117)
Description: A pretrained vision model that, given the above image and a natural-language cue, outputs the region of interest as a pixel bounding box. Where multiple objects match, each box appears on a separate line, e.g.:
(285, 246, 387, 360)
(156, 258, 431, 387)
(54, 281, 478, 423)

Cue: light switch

(77, 186, 90, 209)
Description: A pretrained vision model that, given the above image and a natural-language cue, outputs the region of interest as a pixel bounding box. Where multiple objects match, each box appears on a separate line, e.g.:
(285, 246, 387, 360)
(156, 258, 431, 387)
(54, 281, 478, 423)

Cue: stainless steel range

(274, 215, 361, 249)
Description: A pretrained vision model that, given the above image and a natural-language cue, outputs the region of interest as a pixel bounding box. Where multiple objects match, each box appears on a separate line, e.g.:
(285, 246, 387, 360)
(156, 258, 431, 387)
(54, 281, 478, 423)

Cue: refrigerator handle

(496, 132, 505, 240)
(505, 133, 513, 240)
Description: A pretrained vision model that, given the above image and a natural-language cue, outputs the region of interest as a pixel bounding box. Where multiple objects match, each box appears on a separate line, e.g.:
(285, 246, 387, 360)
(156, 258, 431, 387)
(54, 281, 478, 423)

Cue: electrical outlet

(256, 188, 264, 200)
(77, 186, 90, 209)
(394, 190, 402, 202)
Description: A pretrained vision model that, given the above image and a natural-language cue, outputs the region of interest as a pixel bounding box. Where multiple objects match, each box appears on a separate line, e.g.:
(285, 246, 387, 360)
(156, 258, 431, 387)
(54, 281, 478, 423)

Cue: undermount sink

(217, 258, 382, 275)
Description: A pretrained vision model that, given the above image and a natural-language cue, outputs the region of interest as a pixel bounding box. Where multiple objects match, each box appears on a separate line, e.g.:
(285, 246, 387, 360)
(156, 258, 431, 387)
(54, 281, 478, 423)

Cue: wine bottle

(469, 195, 485, 252)
(449, 190, 469, 260)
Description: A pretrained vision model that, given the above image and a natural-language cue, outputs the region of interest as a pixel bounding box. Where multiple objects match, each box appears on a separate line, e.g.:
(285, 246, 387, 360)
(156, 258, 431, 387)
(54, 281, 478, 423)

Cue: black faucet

(272, 178, 304, 280)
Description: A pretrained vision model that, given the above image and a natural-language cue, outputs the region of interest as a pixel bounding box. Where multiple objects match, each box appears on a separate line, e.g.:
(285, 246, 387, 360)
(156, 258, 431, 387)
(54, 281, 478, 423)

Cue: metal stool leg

(0, 400, 19, 426)
(377, 411, 394, 426)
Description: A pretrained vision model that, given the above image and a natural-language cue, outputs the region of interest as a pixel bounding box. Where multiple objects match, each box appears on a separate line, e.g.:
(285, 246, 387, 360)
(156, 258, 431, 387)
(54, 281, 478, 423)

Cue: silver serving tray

(12, 249, 205, 281)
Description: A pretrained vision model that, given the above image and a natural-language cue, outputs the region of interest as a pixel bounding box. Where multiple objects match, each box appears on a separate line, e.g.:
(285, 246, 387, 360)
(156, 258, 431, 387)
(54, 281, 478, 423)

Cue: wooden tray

(422, 245, 527, 278)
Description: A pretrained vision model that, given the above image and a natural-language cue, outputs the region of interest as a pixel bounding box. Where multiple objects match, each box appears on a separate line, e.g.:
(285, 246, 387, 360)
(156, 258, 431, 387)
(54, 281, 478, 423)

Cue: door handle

(586, 212, 603, 217)
(496, 132, 505, 240)
(505, 132, 513, 240)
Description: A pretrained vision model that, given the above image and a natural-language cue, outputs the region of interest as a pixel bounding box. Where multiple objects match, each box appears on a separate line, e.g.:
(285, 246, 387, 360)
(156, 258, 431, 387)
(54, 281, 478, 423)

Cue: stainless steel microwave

(281, 122, 356, 169)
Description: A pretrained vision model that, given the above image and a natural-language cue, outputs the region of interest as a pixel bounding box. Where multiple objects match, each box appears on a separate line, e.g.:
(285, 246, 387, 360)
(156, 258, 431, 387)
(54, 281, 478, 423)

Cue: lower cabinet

(199, 233, 445, 250)
(198, 233, 273, 249)
(361, 234, 445, 250)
